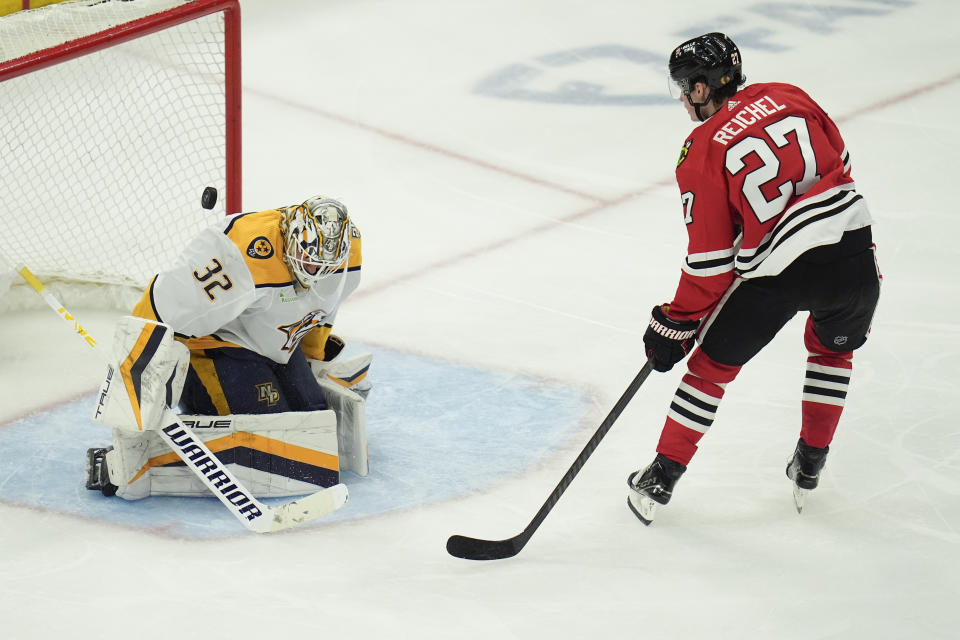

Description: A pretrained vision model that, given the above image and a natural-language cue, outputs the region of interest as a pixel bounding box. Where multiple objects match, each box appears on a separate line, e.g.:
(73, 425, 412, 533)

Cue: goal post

(0, 0, 241, 310)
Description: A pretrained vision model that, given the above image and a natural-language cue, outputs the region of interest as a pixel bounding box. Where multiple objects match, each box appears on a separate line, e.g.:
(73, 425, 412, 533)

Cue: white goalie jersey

(88, 208, 372, 501)
(132, 208, 362, 363)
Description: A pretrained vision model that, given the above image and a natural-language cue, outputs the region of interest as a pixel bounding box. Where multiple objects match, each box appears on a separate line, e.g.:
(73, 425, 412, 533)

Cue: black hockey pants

(698, 227, 881, 367)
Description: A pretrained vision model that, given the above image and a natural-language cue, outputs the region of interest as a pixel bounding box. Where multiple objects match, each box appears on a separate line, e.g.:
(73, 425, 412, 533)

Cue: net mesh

(0, 0, 234, 309)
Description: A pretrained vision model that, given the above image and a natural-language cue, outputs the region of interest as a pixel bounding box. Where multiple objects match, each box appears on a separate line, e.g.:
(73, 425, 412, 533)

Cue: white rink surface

(2, 1, 960, 638)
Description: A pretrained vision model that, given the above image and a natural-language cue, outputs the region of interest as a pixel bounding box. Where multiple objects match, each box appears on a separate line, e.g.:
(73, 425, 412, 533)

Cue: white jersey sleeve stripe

(681, 247, 736, 277)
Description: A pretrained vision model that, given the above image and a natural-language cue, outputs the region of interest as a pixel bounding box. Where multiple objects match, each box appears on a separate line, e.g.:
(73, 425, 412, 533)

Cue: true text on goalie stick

(12, 259, 348, 533)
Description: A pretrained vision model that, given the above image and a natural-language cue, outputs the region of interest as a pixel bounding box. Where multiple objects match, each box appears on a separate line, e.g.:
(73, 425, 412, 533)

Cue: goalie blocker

(89, 317, 371, 500)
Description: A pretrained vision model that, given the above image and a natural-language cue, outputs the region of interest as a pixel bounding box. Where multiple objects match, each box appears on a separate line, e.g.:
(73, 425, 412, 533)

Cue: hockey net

(0, 0, 241, 312)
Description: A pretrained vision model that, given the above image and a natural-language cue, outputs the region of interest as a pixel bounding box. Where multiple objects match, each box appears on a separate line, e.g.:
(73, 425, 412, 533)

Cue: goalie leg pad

(100, 411, 340, 499)
(317, 377, 369, 476)
(104, 429, 155, 500)
(93, 316, 189, 431)
(307, 341, 371, 476)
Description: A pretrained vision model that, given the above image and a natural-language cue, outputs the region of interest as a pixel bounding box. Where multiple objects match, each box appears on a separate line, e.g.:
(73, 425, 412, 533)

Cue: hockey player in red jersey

(628, 33, 881, 523)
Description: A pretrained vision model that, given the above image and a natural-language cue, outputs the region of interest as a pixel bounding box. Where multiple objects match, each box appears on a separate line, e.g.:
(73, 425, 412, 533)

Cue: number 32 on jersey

(193, 258, 233, 300)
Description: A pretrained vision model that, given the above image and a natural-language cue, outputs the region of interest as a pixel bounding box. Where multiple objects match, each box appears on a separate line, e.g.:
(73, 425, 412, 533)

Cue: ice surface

(1, 1, 958, 638)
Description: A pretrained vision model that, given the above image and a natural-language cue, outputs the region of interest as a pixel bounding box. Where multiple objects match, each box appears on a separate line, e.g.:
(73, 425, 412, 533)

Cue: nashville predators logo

(676, 139, 692, 168)
(256, 382, 280, 406)
(247, 236, 274, 259)
(278, 309, 326, 352)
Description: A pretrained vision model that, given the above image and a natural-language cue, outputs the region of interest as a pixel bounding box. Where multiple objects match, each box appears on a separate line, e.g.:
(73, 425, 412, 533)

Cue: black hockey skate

(85, 447, 118, 497)
(627, 453, 686, 525)
(785, 438, 829, 513)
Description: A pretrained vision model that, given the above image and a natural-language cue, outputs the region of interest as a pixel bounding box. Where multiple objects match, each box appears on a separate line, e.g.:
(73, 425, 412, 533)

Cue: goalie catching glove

(643, 305, 700, 372)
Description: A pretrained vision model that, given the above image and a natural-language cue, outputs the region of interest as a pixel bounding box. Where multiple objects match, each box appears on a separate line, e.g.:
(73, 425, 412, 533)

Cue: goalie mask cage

(0, 0, 241, 309)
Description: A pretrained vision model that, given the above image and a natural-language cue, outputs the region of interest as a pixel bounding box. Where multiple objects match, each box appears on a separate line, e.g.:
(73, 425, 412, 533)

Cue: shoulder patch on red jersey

(677, 139, 693, 168)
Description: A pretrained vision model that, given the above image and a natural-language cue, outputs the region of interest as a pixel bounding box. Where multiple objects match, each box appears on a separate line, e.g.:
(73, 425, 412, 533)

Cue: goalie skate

(85, 447, 118, 497)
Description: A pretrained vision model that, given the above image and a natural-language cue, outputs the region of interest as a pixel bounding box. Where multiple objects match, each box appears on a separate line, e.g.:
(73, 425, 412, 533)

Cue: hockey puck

(201, 186, 218, 210)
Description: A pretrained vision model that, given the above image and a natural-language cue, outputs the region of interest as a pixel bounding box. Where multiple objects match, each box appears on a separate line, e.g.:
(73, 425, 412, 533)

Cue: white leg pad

(317, 377, 369, 476)
(93, 316, 189, 431)
(105, 429, 153, 500)
(106, 411, 340, 500)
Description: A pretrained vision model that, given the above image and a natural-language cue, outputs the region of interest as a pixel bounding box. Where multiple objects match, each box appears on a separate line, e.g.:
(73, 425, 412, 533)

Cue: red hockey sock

(656, 350, 739, 465)
(801, 317, 853, 449)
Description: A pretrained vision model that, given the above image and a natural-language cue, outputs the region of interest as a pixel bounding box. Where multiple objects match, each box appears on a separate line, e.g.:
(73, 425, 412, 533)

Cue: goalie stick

(10, 259, 349, 534)
(446, 359, 654, 560)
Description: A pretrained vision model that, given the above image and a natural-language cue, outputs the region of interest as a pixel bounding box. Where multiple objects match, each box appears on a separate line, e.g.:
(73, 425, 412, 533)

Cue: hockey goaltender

(86, 194, 372, 504)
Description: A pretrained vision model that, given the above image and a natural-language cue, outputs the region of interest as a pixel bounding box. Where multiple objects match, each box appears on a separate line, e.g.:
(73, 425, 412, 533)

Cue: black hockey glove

(643, 305, 699, 372)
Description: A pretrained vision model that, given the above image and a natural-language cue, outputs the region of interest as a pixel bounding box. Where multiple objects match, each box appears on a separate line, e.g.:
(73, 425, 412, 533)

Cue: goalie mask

(280, 196, 351, 288)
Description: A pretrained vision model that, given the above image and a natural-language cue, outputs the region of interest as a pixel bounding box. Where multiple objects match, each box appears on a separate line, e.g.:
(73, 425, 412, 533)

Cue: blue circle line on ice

(0, 345, 591, 538)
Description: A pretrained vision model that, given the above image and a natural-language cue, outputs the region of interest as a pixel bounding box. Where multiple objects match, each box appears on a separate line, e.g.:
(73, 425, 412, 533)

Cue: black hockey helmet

(668, 32, 744, 109)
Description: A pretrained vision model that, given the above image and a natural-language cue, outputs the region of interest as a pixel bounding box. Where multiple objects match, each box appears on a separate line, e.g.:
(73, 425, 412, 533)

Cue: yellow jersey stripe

(189, 352, 232, 415)
(128, 431, 340, 483)
(224, 210, 291, 286)
(132, 276, 160, 322)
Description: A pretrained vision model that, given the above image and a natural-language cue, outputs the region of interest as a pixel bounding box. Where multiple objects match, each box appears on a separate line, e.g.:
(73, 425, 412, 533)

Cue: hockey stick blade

(261, 483, 349, 533)
(446, 360, 655, 560)
(446, 533, 526, 561)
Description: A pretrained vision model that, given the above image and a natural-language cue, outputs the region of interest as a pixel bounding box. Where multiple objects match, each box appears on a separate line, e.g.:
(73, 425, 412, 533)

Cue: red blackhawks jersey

(667, 82, 873, 321)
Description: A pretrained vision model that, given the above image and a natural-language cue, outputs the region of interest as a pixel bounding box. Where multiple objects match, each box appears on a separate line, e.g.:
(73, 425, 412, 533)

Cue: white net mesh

(0, 0, 237, 309)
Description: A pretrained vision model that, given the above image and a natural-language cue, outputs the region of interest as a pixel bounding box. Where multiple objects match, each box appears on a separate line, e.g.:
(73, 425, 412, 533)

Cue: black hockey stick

(446, 359, 655, 560)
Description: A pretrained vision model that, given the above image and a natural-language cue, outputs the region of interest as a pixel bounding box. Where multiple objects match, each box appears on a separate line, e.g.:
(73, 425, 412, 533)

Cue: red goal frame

(0, 0, 242, 214)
